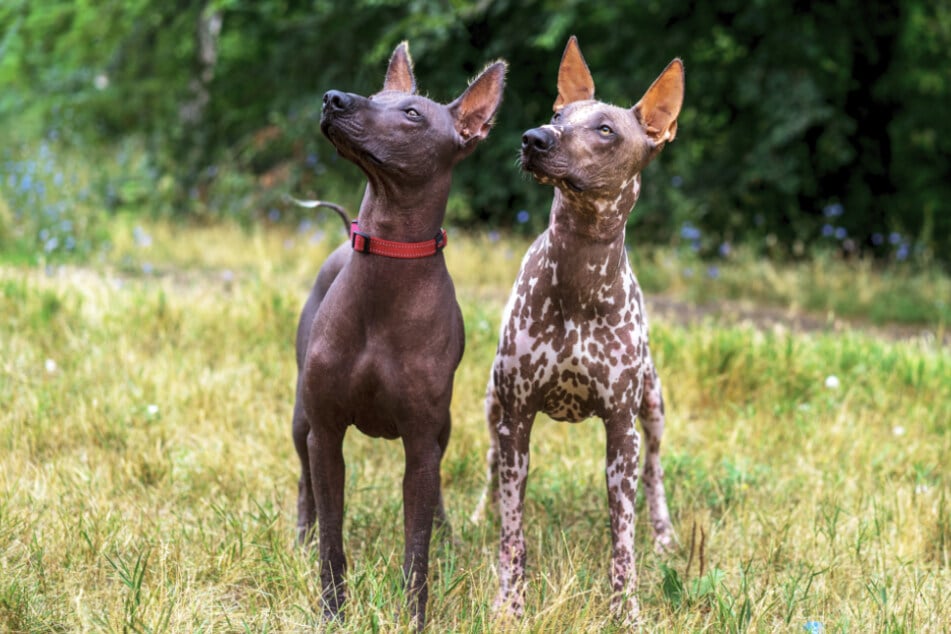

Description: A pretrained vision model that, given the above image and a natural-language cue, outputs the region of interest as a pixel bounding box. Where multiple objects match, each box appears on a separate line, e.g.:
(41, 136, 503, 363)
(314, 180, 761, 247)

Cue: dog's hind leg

(470, 376, 502, 524)
(434, 420, 452, 537)
(292, 387, 316, 546)
(638, 361, 674, 551)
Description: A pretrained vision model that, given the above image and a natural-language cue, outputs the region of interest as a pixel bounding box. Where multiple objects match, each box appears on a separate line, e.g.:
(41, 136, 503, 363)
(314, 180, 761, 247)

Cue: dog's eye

(551, 112, 562, 124)
(598, 124, 613, 136)
(405, 107, 421, 118)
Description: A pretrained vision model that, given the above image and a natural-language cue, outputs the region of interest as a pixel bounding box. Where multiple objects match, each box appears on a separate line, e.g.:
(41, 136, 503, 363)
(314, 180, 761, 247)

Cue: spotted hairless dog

(292, 42, 506, 628)
(472, 36, 684, 624)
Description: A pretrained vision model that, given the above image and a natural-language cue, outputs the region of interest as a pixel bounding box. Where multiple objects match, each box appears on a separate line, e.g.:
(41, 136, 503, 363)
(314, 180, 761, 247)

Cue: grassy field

(1, 221, 949, 632)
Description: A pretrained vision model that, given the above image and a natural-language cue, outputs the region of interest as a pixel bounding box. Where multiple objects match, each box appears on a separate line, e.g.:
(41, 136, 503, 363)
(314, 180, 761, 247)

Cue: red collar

(350, 221, 447, 259)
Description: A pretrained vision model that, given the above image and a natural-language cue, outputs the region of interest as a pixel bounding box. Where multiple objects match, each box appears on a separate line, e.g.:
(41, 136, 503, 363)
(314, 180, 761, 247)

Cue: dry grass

(1, 221, 948, 632)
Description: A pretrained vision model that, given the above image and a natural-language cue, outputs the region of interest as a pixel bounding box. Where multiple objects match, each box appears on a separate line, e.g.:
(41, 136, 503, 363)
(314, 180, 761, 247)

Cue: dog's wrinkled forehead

(553, 100, 641, 137)
(369, 90, 449, 121)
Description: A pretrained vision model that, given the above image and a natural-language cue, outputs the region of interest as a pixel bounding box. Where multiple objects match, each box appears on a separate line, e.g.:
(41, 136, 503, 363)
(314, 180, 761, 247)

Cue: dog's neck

(548, 174, 641, 242)
(355, 178, 451, 243)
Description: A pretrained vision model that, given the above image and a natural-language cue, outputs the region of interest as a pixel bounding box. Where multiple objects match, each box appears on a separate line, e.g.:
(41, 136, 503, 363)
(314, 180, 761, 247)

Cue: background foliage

(2, 0, 949, 262)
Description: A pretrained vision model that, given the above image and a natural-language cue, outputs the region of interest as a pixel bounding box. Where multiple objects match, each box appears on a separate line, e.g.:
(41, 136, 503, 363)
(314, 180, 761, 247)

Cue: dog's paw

(491, 589, 525, 622)
(653, 529, 675, 554)
(610, 593, 640, 629)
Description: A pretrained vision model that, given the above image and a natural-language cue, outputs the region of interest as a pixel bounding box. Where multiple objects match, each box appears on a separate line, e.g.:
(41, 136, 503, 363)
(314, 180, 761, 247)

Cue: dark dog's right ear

(383, 41, 417, 94)
(554, 35, 595, 111)
(448, 61, 507, 148)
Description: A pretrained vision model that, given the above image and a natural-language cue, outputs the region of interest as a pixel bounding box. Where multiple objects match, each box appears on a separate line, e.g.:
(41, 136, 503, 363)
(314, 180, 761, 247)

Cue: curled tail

(283, 195, 351, 237)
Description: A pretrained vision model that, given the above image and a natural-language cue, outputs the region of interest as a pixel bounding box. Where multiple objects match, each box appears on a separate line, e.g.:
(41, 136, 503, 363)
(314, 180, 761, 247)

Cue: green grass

(1, 222, 949, 632)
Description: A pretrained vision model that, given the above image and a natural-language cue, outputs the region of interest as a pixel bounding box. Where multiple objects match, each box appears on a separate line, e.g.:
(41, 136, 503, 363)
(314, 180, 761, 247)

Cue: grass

(1, 220, 949, 632)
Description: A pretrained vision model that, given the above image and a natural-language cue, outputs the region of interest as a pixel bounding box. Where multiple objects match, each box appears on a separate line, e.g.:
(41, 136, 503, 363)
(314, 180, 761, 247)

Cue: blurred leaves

(1, 0, 949, 263)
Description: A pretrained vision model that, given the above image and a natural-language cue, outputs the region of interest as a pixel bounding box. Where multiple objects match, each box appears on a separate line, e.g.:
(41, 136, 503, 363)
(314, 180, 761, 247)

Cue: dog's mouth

(520, 151, 584, 193)
(523, 162, 584, 193)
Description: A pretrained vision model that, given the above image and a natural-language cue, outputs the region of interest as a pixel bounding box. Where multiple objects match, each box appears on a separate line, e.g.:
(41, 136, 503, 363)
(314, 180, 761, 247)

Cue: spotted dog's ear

(632, 59, 684, 147)
(554, 36, 595, 111)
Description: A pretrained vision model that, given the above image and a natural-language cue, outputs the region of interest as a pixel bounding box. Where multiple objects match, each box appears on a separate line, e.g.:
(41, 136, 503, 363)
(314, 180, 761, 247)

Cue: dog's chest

(494, 236, 650, 421)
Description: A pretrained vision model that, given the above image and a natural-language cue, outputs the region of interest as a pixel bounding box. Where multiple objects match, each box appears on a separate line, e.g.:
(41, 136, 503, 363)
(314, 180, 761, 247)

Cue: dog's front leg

(308, 425, 348, 621)
(605, 416, 642, 626)
(401, 432, 443, 629)
(493, 411, 533, 619)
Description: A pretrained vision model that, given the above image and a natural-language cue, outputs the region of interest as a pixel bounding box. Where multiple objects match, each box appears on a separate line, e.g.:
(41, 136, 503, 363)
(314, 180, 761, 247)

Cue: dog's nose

(522, 128, 554, 153)
(322, 90, 353, 113)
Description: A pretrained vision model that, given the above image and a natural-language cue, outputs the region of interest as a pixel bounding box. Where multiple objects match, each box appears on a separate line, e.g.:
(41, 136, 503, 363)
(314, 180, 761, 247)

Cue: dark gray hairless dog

(292, 42, 505, 628)
(472, 36, 684, 625)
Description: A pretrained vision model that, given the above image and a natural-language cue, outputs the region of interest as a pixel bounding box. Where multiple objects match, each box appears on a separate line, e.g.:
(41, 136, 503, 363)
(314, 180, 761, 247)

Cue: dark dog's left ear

(449, 61, 507, 146)
(633, 59, 685, 146)
(383, 41, 417, 94)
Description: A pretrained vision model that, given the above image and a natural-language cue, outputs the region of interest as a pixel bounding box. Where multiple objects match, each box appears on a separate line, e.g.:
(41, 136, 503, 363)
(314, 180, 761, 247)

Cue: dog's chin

(321, 124, 383, 167)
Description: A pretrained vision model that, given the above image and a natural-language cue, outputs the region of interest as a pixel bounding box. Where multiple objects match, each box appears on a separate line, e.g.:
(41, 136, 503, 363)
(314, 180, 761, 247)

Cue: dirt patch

(646, 294, 948, 346)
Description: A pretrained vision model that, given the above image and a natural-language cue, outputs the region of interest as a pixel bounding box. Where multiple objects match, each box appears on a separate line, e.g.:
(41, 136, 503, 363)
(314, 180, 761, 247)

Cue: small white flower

(146, 404, 160, 416)
(44, 358, 57, 374)
(915, 484, 929, 494)
(94, 73, 109, 90)
(824, 375, 840, 389)
(892, 425, 905, 436)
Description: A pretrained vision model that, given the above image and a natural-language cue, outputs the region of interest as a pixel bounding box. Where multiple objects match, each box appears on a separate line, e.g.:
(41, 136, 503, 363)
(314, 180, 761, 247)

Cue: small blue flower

(896, 244, 909, 261)
(305, 153, 318, 167)
(718, 242, 732, 257)
(872, 233, 884, 245)
(298, 219, 313, 234)
(834, 227, 847, 240)
(516, 210, 530, 224)
(821, 224, 834, 237)
(707, 265, 720, 279)
(133, 226, 152, 248)
(44, 236, 59, 253)
(823, 203, 844, 218)
(488, 230, 500, 243)
(268, 208, 281, 222)
(671, 175, 683, 188)
(803, 621, 824, 634)
(889, 232, 902, 245)
(141, 262, 154, 274)
(680, 222, 701, 241)
(690, 240, 700, 253)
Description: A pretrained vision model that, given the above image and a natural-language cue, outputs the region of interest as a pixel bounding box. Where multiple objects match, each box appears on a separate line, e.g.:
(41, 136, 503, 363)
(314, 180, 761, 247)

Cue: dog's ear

(383, 41, 417, 94)
(449, 61, 507, 147)
(554, 35, 595, 111)
(633, 58, 684, 147)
